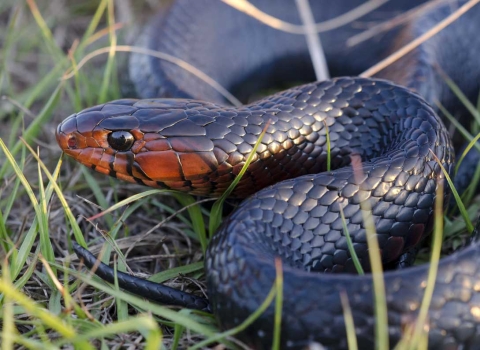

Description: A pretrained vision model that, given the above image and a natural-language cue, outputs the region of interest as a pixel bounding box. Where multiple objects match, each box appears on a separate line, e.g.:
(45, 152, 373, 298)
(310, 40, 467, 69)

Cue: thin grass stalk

(62, 46, 242, 106)
(25, 0, 65, 59)
(272, 258, 284, 350)
(454, 132, 480, 175)
(429, 150, 474, 233)
(0, 83, 63, 178)
(1, 262, 14, 350)
(0, 270, 77, 339)
(98, 0, 118, 103)
(339, 205, 364, 274)
(437, 68, 480, 125)
(340, 291, 358, 350)
(350, 155, 388, 350)
(402, 181, 444, 348)
(437, 102, 480, 153)
(221, 0, 388, 34)
(461, 160, 480, 207)
(323, 120, 331, 171)
(209, 120, 271, 234)
(361, 0, 480, 77)
(295, 0, 329, 80)
(78, 0, 108, 52)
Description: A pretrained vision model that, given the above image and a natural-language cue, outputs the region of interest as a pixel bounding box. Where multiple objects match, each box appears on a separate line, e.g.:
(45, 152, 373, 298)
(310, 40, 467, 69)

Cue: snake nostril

(67, 136, 78, 149)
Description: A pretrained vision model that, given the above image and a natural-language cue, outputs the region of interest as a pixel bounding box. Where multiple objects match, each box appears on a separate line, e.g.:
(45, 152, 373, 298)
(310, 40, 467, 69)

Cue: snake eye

(107, 131, 134, 151)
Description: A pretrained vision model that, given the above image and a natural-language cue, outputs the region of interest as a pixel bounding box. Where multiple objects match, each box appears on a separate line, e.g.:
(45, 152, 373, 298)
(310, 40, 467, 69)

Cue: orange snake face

(56, 98, 243, 196)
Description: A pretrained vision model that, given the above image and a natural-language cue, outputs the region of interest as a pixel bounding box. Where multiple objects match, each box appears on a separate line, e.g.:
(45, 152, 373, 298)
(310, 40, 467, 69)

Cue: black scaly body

(58, 0, 480, 349)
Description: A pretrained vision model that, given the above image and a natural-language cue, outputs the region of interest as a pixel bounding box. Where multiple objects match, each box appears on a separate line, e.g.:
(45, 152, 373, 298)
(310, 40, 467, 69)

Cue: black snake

(56, 1, 480, 349)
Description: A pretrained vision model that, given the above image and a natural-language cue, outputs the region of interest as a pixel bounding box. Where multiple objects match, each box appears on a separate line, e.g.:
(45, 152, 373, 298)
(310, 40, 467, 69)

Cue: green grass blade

(0, 83, 63, 178)
(209, 120, 271, 234)
(272, 258, 283, 350)
(339, 205, 364, 275)
(438, 69, 480, 125)
(437, 101, 480, 153)
(429, 150, 474, 233)
(340, 291, 358, 350)
(149, 262, 204, 284)
(98, 0, 119, 103)
(0, 269, 77, 339)
(173, 194, 207, 253)
(399, 182, 444, 349)
(350, 155, 387, 350)
(454, 132, 480, 175)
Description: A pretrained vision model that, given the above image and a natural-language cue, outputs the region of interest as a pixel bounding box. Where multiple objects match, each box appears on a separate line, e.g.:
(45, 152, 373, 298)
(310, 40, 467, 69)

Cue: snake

(55, 0, 480, 349)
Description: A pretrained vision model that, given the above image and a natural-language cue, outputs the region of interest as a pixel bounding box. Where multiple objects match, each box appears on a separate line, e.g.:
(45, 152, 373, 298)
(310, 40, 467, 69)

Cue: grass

(1, 0, 480, 349)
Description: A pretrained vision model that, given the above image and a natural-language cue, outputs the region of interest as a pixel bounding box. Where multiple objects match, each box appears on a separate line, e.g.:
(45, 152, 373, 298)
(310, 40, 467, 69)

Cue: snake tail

(72, 242, 211, 312)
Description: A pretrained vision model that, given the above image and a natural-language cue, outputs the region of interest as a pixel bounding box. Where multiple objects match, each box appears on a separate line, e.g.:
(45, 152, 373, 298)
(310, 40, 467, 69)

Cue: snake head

(56, 98, 233, 195)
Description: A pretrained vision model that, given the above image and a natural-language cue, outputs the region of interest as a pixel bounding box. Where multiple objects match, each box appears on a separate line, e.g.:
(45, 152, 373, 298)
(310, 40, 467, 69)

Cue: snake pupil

(107, 131, 134, 151)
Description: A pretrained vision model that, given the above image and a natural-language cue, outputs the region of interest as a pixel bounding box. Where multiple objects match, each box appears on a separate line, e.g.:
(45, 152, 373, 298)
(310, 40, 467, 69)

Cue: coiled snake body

(56, 1, 480, 349)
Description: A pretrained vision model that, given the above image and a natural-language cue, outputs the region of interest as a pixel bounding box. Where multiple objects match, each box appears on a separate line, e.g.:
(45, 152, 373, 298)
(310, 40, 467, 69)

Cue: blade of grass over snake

(396, 182, 445, 349)
(272, 258, 283, 350)
(430, 150, 474, 233)
(111, 254, 129, 322)
(350, 154, 388, 350)
(340, 291, 358, 350)
(361, 0, 480, 77)
(347, 0, 451, 47)
(221, 0, 388, 34)
(323, 120, 332, 171)
(339, 205, 364, 275)
(209, 120, 271, 234)
(454, 133, 480, 175)
(461, 160, 480, 206)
